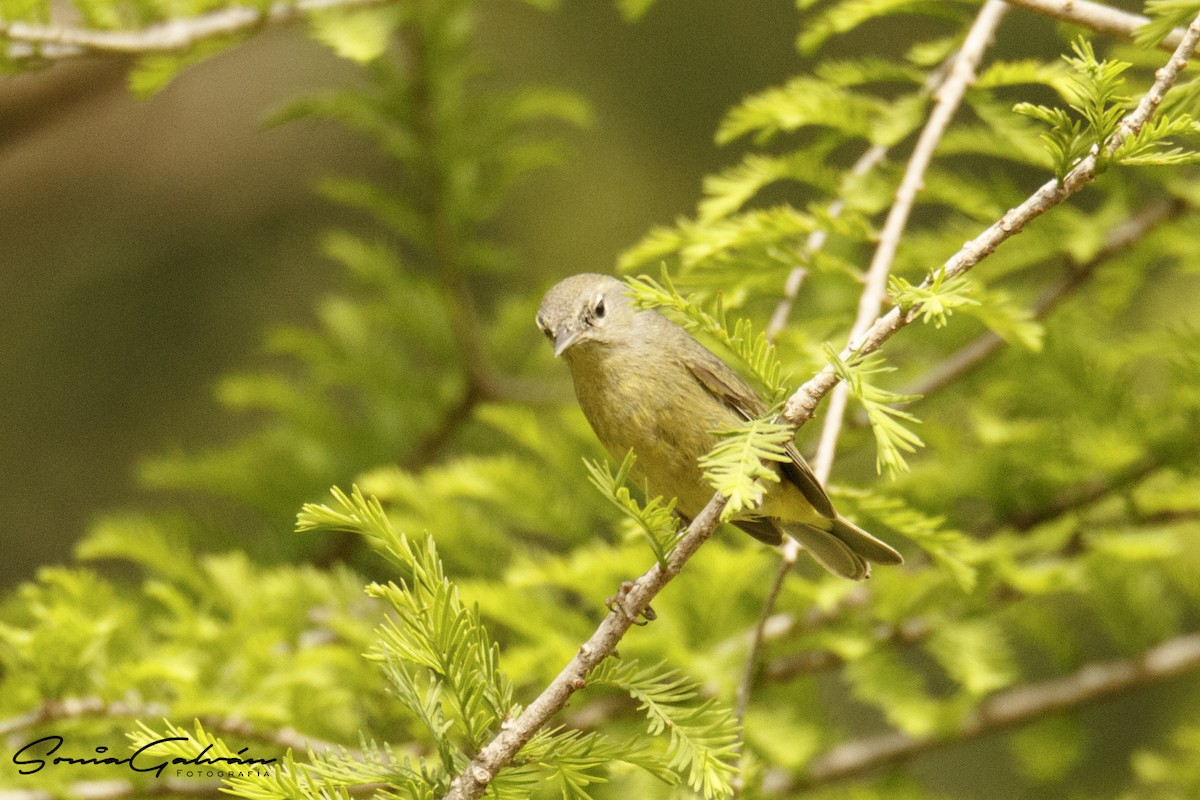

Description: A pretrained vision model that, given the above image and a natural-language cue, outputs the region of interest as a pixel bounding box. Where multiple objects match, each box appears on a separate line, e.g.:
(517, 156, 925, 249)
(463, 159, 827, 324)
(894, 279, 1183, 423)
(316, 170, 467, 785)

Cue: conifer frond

(925, 619, 1018, 696)
(625, 272, 787, 400)
(826, 348, 924, 478)
(584, 451, 682, 566)
(888, 267, 981, 329)
(621, 206, 821, 277)
(1136, 0, 1200, 46)
(836, 487, 978, 591)
(698, 152, 841, 223)
(964, 285, 1045, 351)
(300, 486, 514, 759)
(591, 660, 739, 800)
(1013, 38, 1137, 178)
(716, 77, 889, 145)
(1113, 114, 1200, 166)
(522, 727, 676, 798)
(796, 0, 973, 55)
(697, 419, 796, 520)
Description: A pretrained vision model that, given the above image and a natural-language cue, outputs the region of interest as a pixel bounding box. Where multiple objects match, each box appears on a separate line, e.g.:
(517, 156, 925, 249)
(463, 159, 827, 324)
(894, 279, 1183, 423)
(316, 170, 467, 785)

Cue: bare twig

(0, 0, 395, 60)
(1005, 0, 1186, 51)
(440, 15, 1200, 798)
(738, 20, 1007, 785)
(0, 698, 167, 738)
(811, 0, 1010, 481)
(729, 559, 791, 796)
(769, 630, 1200, 791)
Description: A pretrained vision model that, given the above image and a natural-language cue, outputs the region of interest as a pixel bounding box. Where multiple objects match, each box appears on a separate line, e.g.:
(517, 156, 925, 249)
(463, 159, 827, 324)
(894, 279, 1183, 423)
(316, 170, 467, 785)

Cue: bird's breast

(568, 350, 732, 518)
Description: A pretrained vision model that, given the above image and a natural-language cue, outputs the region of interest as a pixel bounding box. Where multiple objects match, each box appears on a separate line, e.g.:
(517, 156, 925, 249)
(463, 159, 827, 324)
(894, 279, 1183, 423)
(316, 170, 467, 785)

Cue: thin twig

(439, 16, 1200, 798)
(737, 32, 992, 789)
(729, 560, 791, 796)
(0, 698, 168, 738)
(1005, 0, 1186, 51)
(0, 0, 395, 60)
(811, 0, 1010, 482)
(769, 630, 1200, 791)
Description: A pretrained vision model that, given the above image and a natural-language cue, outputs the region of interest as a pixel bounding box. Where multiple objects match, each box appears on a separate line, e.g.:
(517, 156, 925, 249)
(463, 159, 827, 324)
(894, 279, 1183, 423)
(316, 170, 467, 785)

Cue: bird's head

(535, 273, 634, 358)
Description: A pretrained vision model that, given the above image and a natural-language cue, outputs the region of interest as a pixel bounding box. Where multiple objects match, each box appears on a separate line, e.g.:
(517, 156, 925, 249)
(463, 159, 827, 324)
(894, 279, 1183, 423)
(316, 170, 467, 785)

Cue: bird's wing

(682, 344, 836, 520)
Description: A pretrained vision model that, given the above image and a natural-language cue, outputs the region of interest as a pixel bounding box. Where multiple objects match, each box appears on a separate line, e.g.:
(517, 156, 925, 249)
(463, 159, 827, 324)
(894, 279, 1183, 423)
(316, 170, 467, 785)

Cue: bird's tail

(785, 516, 903, 581)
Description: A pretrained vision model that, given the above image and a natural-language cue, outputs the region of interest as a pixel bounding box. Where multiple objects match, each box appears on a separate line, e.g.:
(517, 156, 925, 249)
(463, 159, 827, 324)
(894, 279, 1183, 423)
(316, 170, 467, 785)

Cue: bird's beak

(553, 325, 583, 358)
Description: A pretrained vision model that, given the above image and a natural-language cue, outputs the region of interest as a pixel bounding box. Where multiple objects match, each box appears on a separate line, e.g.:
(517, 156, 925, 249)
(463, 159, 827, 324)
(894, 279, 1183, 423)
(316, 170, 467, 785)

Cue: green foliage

(584, 451, 682, 566)
(131, 0, 589, 564)
(1135, 0, 1200, 47)
(697, 419, 796, 520)
(625, 272, 787, 402)
(289, 486, 734, 798)
(1015, 38, 1200, 178)
(826, 348, 924, 477)
(5, 0, 1200, 799)
(889, 267, 981, 329)
(590, 660, 739, 800)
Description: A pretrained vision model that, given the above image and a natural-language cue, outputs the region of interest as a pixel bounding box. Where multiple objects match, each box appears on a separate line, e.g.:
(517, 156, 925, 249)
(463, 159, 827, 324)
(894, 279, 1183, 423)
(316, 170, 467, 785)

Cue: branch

(811, 0, 1009, 482)
(900, 198, 1189, 401)
(0, 0, 395, 60)
(782, 9, 1200, 428)
(441, 493, 729, 800)
(1005, 0, 1186, 51)
(440, 16, 1200, 798)
(730, 557, 791, 796)
(773, 630, 1200, 790)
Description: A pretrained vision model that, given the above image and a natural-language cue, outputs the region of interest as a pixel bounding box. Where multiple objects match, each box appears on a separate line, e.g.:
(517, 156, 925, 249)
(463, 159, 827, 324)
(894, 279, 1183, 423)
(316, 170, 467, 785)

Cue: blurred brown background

(0, 0, 804, 584)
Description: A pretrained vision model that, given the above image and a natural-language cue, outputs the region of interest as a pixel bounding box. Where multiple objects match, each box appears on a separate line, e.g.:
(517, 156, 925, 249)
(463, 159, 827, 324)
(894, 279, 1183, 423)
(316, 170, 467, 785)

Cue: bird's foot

(605, 581, 656, 626)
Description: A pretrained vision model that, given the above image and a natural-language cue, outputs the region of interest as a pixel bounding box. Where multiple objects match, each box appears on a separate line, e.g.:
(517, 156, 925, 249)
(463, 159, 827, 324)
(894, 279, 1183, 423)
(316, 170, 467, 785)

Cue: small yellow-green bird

(537, 273, 903, 580)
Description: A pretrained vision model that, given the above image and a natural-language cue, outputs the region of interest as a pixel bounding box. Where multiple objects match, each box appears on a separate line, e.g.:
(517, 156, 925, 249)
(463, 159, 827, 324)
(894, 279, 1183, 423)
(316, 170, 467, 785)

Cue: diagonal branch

(775, 630, 1200, 791)
(0, 0, 396, 60)
(440, 14, 1200, 799)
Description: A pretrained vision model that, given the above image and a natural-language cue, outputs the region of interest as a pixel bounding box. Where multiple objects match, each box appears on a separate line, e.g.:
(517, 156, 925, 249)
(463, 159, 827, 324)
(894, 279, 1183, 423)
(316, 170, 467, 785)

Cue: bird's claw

(605, 581, 657, 626)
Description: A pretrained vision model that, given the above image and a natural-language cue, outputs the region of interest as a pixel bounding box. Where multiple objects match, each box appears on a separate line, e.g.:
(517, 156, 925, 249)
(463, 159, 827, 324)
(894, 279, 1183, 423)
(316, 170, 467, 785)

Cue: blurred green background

(0, 0, 811, 586)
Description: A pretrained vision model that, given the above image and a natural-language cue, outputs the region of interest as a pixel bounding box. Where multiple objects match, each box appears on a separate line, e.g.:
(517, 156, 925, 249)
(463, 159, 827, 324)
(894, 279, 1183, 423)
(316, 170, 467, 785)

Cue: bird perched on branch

(537, 273, 903, 580)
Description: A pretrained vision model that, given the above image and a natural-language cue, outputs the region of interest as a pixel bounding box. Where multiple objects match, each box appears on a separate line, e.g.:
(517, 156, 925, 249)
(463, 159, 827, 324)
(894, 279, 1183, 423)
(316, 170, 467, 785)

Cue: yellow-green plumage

(537, 273, 903, 580)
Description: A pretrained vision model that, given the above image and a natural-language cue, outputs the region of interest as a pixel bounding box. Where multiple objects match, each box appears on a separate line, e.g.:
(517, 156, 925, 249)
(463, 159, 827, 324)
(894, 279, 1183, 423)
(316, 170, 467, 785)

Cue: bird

(536, 273, 903, 580)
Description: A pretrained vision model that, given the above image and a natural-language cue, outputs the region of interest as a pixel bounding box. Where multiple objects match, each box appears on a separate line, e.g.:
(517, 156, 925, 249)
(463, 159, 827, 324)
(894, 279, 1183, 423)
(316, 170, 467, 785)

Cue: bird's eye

(592, 296, 606, 320)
